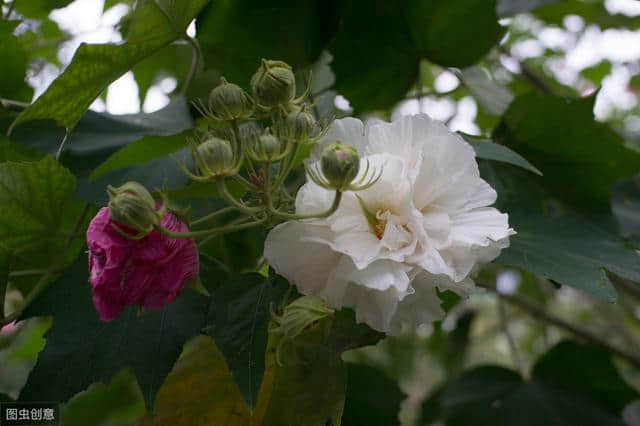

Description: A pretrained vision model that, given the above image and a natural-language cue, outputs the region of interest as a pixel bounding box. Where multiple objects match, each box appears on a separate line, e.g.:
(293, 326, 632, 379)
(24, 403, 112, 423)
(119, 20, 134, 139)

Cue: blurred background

(2, 0, 640, 425)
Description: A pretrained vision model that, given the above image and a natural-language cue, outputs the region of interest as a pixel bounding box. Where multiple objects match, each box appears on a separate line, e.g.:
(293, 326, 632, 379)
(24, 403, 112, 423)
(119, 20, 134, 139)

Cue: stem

(182, 35, 201, 95)
(55, 131, 70, 161)
(491, 289, 640, 370)
(191, 206, 237, 226)
(216, 178, 262, 214)
(1, 98, 29, 110)
(156, 217, 266, 239)
(268, 190, 342, 220)
(0, 203, 91, 326)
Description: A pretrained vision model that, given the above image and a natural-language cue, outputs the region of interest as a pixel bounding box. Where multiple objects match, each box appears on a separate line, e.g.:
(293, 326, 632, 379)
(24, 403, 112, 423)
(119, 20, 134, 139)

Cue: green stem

(232, 174, 260, 192)
(268, 190, 342, 220)
(182, 35, 201, 95)
(156, 217, 266, 239)
(55, 131, 70, 161)
(191, 206, 237, 226)
(216, 178, 262, 214)
(8, 269, 50, 277)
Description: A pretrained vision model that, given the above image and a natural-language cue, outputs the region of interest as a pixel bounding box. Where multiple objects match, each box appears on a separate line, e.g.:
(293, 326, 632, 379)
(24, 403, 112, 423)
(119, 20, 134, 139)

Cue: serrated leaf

(481, 162, 640, 301)
(9, 0, 208, 132)
(498, 92, 640, 209)
(202, 272, 287, 409)
(330, 0, 419, 111)
(463, 135, 542, 175)
(405, 0, 505, 68)
(196, 0, 332, 86)
(19, 257, 209, 412)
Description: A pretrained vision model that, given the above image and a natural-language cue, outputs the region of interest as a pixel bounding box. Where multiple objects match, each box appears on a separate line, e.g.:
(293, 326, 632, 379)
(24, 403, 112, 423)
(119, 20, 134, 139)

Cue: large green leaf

(9, 0, 209, 132)
(262, 310, 382, 426)
(202, 272, 287, 409)
(496, 0, 563, 17)
(329, 0, 419, 111)
(482, 162, 640, 301)
(611, 177, 640, 239)
(5, 97, 193, 204)
(19, 257, 209, 411)
(404, 0, 505, 68)
(423, 340, 636, 426)
(0, 21, 33, 102)
(498, 93, 640, 210)
(196, 0, 333, 86)
(341, 364, 404, 426)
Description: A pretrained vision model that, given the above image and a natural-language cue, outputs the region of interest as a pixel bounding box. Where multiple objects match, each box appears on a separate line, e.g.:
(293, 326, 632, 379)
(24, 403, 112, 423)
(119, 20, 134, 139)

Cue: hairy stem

(191, 206, 238, 226)
(216, 178, 262, 214)
(156, 216, 266, 239)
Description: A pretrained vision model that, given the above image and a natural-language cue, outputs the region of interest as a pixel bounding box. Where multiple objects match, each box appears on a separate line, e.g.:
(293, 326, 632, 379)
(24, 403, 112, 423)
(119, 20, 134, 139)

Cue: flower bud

(249, 130, 281, 162)
(286, 107, 316, 142)
(250, 59, 296, 108)
(195, 136, 234, 176)
(279, 295, 334, 341)
(208, 77, 253, 121)
(320, 142, 360, 190)
(107, 182, 160, 235)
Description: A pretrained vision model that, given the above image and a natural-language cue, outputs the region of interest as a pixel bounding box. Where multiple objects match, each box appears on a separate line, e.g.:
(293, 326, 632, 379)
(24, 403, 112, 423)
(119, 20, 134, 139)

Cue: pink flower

(86, 207, 199, 321)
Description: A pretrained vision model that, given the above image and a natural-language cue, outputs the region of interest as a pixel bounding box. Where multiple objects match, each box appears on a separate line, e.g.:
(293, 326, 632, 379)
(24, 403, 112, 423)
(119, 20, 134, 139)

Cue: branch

(494, 290, 640, 370)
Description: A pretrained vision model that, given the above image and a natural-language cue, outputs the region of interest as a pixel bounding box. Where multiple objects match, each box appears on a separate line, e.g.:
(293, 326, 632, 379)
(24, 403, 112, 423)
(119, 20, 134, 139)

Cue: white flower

(265, 114, 515, 334)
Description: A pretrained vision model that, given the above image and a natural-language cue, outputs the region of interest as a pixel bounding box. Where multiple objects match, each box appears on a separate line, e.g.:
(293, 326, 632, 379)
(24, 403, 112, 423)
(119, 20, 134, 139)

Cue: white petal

(264, 221, 341, 295)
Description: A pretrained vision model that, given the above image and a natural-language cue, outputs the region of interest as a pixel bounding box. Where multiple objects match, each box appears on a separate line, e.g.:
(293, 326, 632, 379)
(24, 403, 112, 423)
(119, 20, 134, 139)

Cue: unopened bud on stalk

(250, 59, 296, 108)
(320, 142, 360, 190)
(196, 136, 235, 176)
(107, 182, 160, 235)
(249, 129, 281, 162)
(208, 77, 253, 121)
(286, 107, 316, 142)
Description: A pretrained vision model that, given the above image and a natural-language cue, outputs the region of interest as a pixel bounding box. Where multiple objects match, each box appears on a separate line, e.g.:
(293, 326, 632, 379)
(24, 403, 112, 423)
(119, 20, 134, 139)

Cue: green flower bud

(249, 130, 281, 162)
(250, 59, 296, 108)
(107, 182, 160, 234)
(279, 295, 334, 341)
(208, 77, 253, 121)
(286, 107, 316, 142)
(320, 142, 360, 190)
(195, 136, 234, 176)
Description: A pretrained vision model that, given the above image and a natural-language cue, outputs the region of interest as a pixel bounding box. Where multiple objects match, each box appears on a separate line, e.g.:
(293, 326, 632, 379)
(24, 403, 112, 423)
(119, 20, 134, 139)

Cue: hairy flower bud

(208, 77, 253, 121)
(250, 59, 296, 108)
(286, 107, 316, 142)
(195, 136, 234, 176)
(107, 182, 160, 235)
(320, 142, 360, 190)
(249, 130, 281, 162)
(279, 295, 334, 341)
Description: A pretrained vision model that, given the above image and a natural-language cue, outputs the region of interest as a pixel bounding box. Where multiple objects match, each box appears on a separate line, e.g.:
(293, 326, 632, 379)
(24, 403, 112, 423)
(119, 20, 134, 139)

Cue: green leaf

(9, 0, 209, 132)
(20, 256, 209, 411)
(0, 157, 88, 292)
(405, 0, 505, 68)
(611, 177, 640, 239)
(481, 162, 640, 301)
(0, 23, 33, 102)
(202, 272, 287, 408)
(5, 97, 193, 204)
(496, 0, 563, 17)
(463, 135, 542, 175)
(341, 364, 404, 426)
(62, 370, 145, 426)
(0, 136, 40, 163)
(459, 67, 514, 116)
(497, 92, 640, 209)
(196, 0, 332, 86)
(330, 0, 419, 111)
(582, 60, 613, 86)
(262, 309, 382, 425)
(433, 365, 626, 426)
(532, 341, 639, 414)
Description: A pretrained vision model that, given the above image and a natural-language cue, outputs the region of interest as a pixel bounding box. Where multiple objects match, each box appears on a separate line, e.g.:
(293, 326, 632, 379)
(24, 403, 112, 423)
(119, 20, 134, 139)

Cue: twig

(55, 132, 70, 161)
(498, 45, 555, 95)
(494, 290, 640, 370)
(1, 98, 29, 110)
